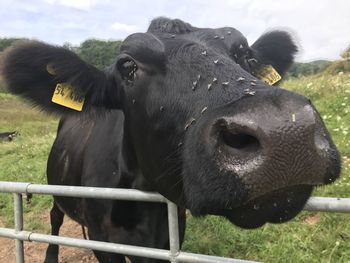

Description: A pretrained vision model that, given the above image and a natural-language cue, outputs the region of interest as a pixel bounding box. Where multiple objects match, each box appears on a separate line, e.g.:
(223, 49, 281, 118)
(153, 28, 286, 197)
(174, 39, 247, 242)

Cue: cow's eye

(230, 52, 238, 62)
(117, 58, 138, 81)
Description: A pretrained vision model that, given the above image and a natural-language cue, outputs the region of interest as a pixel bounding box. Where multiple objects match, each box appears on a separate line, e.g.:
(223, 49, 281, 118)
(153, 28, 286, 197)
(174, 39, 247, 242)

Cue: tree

(0, 38, 27, 52)
(324, 42, 350, 74)
(341, 44, 350, 60)
(77, 39, 122, 70)
(63, 42, 78, 53)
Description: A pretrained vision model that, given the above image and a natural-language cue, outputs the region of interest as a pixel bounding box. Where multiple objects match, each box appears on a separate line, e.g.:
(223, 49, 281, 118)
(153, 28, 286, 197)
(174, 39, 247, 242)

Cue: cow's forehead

(155, 34, 245, 67)
(145, 34, 254, 107)
(194, 27, 248, 44)
(154, 27, 249, 61)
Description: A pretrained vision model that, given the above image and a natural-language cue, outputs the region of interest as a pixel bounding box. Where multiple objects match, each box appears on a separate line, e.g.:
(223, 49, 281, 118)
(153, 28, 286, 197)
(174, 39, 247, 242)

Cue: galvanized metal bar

(0, 228, 260, 263)
(0, 181, 166, 203)
(0, 228, 169, 260)
(1, 182, 350, 263)
(0, 228, 31, 240)
(177, 251, 261, 263)
(167, 200, 180, 262)
(2, 182, 350, 212)
(304, 197, 350, 213)
(13, 193, 24, 263)
(0, 182, 31, 193)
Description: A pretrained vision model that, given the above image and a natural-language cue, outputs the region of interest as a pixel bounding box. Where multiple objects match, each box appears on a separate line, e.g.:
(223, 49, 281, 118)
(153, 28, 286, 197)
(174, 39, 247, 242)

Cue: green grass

(0, 73, 350, 262)
(0, 93, 58, 230)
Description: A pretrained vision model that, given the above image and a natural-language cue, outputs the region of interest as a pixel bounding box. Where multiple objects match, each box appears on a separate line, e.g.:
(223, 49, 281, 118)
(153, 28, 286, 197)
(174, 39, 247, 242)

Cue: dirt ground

(0, 215, 98, 263)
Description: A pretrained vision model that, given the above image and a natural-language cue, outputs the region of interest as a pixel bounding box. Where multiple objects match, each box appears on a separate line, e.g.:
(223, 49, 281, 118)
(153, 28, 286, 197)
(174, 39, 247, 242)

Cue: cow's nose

(210, 116, 266, 179)
(214, 117, 262, 159)
(208, 100, 337, 200)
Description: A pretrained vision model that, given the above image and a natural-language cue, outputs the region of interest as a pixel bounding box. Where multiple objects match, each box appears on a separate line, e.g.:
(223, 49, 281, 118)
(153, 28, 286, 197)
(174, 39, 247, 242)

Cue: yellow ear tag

(254, 65, 282, 86)
(52, 83, 85, 111)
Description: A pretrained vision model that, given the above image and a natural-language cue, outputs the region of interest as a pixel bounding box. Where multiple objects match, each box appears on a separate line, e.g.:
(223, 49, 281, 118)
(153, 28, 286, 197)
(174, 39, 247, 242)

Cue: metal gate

(0, 181, 350, 263)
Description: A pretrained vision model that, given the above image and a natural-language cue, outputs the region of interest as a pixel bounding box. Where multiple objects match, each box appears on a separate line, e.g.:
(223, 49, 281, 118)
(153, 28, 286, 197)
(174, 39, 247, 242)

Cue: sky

(0, 0, 349, 62)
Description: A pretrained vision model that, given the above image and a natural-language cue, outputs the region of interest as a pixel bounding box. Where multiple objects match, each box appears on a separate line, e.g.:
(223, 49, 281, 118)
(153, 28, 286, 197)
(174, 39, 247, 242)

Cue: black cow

(2, 17, 341, 263)
(0, 131, 19, 141)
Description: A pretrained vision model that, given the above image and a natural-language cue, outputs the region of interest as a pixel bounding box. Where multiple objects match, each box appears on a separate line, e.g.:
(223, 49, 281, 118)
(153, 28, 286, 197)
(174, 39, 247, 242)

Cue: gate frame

(1, 181, 350, 263)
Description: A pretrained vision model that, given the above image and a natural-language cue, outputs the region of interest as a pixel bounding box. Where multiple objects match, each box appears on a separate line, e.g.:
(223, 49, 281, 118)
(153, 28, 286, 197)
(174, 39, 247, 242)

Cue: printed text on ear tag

(51, 83, 85, 111)
(254, 65, 282, 86)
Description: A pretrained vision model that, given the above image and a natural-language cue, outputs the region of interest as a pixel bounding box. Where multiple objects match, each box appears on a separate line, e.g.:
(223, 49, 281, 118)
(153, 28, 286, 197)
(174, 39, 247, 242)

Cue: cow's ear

(251, 31, 298, 76)
(2, 41, 120, 115)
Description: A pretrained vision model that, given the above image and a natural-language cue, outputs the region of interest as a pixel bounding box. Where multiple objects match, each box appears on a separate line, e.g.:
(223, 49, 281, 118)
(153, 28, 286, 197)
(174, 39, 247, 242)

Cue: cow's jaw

(222, 185, 313, 229)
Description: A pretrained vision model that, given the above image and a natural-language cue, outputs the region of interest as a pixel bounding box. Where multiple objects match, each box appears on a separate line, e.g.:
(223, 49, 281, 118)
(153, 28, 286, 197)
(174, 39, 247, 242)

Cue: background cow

(2, 17, 341, 263)
(0, 131, 19, 141)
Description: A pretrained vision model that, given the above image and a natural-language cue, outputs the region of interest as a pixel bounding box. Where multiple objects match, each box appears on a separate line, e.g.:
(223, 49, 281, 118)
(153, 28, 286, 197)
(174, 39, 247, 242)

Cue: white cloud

(0, 0, 349, 61)
(44, 0, 102, 10)
(110, 22, 138, 33)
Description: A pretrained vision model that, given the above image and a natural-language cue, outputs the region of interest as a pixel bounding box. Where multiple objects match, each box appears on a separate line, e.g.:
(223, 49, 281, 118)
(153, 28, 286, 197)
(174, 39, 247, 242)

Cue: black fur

(44, 112, 185, 262)
(148, 17, 197, 34)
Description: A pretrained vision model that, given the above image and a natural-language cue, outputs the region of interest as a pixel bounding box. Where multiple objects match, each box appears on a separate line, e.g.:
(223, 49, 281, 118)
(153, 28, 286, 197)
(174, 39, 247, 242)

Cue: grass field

(0, 73, 350, 262)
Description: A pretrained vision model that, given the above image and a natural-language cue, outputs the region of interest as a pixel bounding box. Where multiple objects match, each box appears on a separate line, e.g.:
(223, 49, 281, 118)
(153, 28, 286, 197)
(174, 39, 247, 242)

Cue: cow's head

(2, 18, 341, 229)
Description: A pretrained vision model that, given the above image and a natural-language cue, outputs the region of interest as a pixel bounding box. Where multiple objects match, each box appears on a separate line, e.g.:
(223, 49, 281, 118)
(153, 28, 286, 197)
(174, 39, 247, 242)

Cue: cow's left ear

(2, 41, 121, 115)
(251, 30, 298, 77)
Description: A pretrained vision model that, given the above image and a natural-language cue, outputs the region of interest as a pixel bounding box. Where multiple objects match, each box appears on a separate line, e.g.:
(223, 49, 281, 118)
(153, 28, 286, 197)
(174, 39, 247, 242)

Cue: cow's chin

(213, 185, 313, 229)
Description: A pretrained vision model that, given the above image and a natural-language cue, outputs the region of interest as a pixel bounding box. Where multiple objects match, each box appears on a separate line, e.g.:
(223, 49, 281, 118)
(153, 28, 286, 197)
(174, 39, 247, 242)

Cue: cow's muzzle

(207, 92, 341, 203)
(182, 89, 341, 228)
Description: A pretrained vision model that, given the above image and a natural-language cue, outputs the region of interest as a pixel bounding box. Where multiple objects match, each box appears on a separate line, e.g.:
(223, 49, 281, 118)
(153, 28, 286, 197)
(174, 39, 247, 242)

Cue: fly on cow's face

(201, 107, 208, 114)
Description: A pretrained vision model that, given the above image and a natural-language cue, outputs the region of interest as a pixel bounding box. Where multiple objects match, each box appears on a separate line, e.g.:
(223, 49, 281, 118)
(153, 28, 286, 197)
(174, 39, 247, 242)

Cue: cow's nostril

(221, 129, 260, 153)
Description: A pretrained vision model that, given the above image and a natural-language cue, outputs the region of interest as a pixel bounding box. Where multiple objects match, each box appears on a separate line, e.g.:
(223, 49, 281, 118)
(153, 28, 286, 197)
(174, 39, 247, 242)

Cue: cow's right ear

(2, 41, 120, 115)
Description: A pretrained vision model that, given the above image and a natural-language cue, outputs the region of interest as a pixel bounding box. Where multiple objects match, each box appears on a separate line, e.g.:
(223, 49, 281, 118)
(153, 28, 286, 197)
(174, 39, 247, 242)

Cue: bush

(0, 77, 6, 93)
(324, 60, 350, 75)
(288, 60, 332, 77)
(323, 43, 350, 75)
